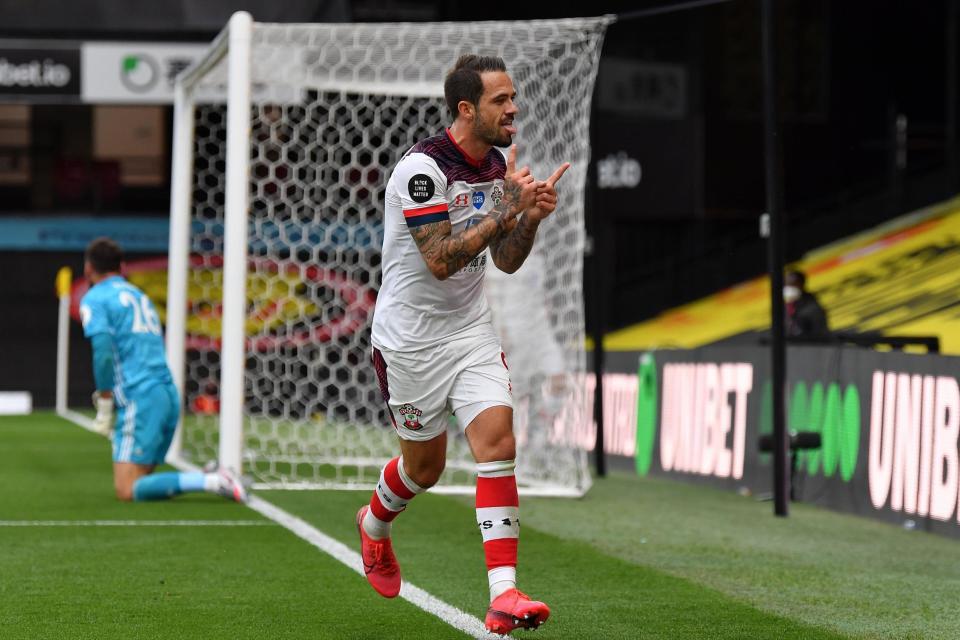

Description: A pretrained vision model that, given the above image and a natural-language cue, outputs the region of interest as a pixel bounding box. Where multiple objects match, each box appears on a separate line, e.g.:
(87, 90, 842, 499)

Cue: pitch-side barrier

(595, 344, 960, 538)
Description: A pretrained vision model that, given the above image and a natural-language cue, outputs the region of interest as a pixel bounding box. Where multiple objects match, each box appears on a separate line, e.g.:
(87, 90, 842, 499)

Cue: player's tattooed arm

(490, 161, 570, 273)
(489, 213, 540, 274)
(409, 199, 518, 280)
(409, 217, 492, 279)
(410, 146, 536, 280)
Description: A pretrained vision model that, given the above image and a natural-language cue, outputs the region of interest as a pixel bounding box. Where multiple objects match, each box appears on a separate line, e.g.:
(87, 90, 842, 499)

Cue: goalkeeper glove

(92, 392, 114, 438)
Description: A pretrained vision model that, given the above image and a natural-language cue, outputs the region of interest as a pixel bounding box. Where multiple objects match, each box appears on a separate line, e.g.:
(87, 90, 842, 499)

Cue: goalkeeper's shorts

(112, 381, 179, 465)
(372, 323, 513, 442)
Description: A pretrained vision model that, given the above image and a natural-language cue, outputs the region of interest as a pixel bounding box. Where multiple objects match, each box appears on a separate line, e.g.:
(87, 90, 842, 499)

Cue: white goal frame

(167, 11, 253, 474)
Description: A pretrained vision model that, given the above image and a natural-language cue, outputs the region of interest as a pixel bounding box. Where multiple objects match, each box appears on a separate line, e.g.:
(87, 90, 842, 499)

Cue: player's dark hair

(85, 237, 124, 274)
(444, 54, 507, 119)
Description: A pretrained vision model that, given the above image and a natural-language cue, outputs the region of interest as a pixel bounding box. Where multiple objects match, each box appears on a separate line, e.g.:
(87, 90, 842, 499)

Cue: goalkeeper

(361, 54, 568, 634)
(80, 237, 246, 503)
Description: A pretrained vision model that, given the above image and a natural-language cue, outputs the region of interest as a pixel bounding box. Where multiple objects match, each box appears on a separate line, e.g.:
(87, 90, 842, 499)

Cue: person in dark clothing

(784, 270, 830, 338)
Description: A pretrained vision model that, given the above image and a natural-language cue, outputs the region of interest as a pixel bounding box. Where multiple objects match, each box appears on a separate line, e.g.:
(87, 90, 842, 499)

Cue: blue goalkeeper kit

(80, 275, 178, 465)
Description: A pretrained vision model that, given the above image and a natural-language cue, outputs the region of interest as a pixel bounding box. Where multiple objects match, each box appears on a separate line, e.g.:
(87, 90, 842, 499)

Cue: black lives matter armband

(403, 173, 448, 227)
(408, 174, 435, 203)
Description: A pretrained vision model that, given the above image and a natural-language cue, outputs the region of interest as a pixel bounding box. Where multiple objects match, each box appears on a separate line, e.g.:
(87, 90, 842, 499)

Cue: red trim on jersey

(402, 203, 449, 218)
(445, 128, 483, 167)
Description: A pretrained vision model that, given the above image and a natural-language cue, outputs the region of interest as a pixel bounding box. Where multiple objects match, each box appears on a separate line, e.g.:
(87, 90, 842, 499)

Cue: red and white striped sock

(476, 459, 519, 602)
(362, 456, 424, 540)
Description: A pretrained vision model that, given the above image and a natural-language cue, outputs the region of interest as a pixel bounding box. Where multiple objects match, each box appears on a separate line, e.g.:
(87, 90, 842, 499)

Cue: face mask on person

(783, 285, 801, 303)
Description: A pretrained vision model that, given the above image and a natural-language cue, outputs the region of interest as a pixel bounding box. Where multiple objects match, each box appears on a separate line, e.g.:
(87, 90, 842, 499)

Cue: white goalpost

(166, 11, 612, 495)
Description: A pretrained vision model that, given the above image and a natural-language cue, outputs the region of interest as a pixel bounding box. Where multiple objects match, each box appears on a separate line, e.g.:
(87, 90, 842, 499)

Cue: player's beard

(474, 113, 513, 147)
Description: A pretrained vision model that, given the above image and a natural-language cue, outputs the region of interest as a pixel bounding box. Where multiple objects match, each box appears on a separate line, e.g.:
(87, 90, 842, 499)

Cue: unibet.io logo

(0, 58, 71, 88)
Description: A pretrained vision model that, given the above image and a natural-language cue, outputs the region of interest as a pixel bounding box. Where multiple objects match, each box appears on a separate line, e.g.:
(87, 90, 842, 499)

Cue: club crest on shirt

(491, 185, 503, 206)
(398, 403, 423, 430)
(472, 191, 485, 209)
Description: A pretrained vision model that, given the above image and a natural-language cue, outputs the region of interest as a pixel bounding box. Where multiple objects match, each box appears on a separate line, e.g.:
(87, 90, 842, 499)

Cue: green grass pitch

(2, 413, 959, 638)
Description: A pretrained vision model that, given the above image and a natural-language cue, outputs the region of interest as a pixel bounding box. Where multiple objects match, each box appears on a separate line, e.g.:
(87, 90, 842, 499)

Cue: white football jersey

(372, 129, 507, 351)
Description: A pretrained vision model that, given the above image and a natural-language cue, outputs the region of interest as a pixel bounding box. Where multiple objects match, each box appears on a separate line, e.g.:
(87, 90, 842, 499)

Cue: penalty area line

(56, 410, 499, 640)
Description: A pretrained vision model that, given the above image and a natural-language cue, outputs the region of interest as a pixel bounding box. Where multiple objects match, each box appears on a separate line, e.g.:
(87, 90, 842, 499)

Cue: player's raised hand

(506, 143, 517, 174)
(502, 145, 539, 218)
(526, 162, 570, 222)
(546, 162, 570, 188)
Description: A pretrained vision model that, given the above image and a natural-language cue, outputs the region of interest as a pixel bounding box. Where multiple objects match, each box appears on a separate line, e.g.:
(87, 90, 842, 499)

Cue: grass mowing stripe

(52, 410, 492, 640)
(0, 520, 274, 526)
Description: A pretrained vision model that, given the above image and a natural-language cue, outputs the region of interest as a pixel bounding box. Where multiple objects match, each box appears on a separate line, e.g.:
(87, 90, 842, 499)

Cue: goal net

(167, 12, 611, 495)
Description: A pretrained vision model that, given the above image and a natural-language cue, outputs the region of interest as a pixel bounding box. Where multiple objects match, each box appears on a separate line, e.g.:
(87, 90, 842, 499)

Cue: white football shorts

(372, 324, 513, 441)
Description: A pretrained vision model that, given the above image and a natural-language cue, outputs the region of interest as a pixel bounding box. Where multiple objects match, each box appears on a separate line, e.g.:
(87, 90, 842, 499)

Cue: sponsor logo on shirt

(461, 253, 487, 274)
(472, 191, 485, 209)
(452, 192, 470, 208)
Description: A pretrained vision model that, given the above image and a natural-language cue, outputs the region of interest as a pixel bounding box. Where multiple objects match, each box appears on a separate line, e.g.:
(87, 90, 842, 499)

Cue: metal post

(588, 90, 607, 478)
(762, 0, 789, 517)
(592, 226, 607, 478)
(55, 267, 72, 415)
(219, 11, 254, 475)
(165, 83, 195, 464)
(947, 0, 958, 188)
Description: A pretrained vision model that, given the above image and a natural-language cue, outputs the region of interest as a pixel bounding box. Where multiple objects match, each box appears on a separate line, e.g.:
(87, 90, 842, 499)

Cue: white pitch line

(60, 408, 96, 432)
(0, 520, 272, 527)
(247, 496, 500, 640)
(57, 410, 500, 640)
